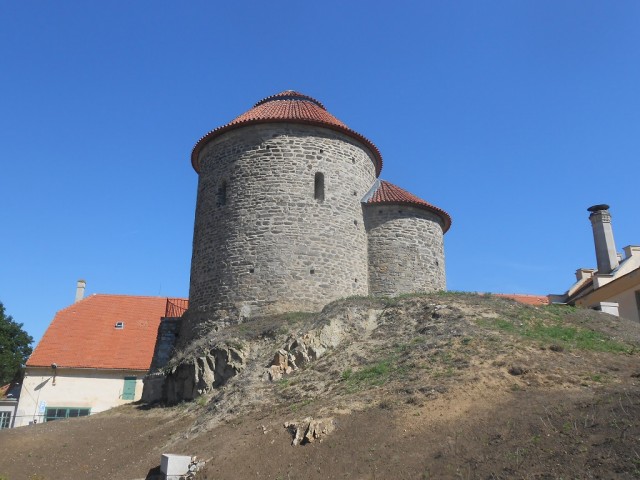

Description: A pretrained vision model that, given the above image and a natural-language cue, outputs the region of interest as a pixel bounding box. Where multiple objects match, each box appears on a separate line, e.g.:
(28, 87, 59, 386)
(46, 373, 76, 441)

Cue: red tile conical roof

(365, 180, 452, 232)
(191, 90, 383, 176)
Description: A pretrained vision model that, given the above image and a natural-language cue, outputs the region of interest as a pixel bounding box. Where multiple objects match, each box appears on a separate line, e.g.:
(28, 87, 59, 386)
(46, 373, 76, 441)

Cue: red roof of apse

(27, 295, 187, 371)
(191, 90, 383, 176)
(365, 180, 452, 233)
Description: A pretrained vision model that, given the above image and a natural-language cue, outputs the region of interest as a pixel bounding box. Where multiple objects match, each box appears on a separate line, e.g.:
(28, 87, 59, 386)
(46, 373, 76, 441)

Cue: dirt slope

(1, 293, 639, 480)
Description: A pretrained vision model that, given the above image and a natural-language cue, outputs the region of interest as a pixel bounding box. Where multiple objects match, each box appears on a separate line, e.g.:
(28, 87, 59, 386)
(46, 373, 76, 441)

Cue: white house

(552, 205, 640, 322)
(14, 284, 187, 427)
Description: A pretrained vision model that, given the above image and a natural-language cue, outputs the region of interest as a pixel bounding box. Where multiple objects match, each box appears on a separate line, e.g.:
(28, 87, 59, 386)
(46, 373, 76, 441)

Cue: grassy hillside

(1, 293, 639, 480)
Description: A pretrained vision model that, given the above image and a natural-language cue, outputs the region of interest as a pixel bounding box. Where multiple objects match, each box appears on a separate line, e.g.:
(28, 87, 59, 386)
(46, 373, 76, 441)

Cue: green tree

(0, 302, 33, 385)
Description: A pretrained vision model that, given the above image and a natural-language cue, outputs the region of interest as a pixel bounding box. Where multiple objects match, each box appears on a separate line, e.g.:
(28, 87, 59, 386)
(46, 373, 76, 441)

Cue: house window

(122, 376, 137, 400)
(635, 291, 640, 321)
(314, 172, 324, 203)
(44, 407, 90, 422)
(0, 411, 11, 429)
(217, 181, 227, 207)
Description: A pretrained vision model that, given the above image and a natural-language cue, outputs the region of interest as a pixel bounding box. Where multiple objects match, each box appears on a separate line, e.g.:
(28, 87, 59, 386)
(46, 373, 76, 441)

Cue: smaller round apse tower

(187, 91, 382, 324)
(363, 180, 451, 297)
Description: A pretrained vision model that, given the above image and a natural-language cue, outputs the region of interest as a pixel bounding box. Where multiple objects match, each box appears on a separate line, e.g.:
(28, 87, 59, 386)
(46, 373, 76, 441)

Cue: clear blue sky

(1, 1, 639, 344)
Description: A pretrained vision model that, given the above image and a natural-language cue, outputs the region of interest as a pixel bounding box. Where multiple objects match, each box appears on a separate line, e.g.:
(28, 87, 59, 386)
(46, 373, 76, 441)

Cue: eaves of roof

(565, 278, 595, 305)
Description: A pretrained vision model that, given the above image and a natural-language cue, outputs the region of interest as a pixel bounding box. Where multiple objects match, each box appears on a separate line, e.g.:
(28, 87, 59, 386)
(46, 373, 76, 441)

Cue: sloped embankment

(1, 293, 639, 480)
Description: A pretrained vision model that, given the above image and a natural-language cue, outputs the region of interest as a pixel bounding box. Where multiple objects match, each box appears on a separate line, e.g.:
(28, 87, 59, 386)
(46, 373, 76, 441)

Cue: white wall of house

(608, 289, 640, 323)
(14, 367, 147, 427)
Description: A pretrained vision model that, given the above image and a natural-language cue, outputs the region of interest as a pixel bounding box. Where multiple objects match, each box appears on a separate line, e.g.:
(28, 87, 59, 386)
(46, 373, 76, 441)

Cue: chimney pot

(587, 204, 609, 213)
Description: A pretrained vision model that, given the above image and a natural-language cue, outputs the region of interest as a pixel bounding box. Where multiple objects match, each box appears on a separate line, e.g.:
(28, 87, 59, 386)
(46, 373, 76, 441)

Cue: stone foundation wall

(364, 204, 446, 296)
(188, 124, 377, 327)
(148, 318, 182, 372)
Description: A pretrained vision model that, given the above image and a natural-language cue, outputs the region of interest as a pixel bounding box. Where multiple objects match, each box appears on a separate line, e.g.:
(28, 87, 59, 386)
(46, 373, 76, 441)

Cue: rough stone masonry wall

(148, 318, 181, 372)
(188, 124, 377, 327)
(364, 204, 446, 296)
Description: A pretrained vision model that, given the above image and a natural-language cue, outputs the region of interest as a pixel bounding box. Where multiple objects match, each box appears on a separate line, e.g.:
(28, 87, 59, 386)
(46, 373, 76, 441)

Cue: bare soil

(2, 294, 640, 480)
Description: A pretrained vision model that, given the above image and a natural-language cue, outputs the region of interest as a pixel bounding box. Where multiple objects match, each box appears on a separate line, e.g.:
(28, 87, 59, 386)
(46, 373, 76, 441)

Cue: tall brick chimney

(75, 279, 86, 303)
(588, 204, 619, 274)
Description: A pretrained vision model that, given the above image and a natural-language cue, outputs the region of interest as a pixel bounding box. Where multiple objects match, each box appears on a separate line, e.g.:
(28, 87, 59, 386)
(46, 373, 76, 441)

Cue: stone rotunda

(184, 90, 451, 335)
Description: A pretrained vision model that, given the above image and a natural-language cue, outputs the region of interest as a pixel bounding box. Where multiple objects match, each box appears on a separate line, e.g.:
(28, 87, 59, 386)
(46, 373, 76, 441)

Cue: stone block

(160, 453, 191, 479)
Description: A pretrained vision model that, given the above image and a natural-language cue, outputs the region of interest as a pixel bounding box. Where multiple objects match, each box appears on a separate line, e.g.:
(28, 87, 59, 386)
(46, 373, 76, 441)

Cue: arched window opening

(216, 181, 227, 207)
(314, 172, 325, 203)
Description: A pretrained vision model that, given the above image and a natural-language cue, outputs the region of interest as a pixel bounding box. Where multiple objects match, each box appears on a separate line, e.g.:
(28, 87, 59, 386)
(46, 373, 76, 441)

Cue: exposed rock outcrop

(144, 301, 384, 405)
(267, 307, 382, 381)
(284, 417, 336, 446)
(144, 343, 247, 404)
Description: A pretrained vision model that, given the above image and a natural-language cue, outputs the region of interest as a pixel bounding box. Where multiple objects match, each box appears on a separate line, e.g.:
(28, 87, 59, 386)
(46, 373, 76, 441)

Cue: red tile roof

(494, 294, 550, 306)
(365, 180, 452, 233)
(27, 295, 187, 371)
(191, 90, 383, 176)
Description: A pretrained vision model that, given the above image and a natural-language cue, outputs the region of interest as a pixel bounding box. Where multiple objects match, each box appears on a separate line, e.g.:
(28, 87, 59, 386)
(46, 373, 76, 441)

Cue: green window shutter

(122, 377, 137, 400)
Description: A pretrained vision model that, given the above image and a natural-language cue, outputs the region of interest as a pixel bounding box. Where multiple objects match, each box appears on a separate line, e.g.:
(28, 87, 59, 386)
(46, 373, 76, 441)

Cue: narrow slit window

(314, 172, 325, 203)
(217, 181, 227, 207)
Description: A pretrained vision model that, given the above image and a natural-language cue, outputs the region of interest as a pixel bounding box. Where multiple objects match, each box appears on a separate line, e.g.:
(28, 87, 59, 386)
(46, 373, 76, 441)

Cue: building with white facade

(14, 283, 186, 427)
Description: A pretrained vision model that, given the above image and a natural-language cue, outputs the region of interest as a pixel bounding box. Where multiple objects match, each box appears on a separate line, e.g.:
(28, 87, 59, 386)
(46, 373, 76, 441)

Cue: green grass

(280, 311, 316, 324)
(588, 373, 604, 383)
(277, 378, 290, 389)
(340, 345, 438, 390)
(349, 360, 392, 385)
(378, 290, 479, 307)
(434, 290, 481, 298)
(341, 359, 394, 389)
(480, 316, 633, 353)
